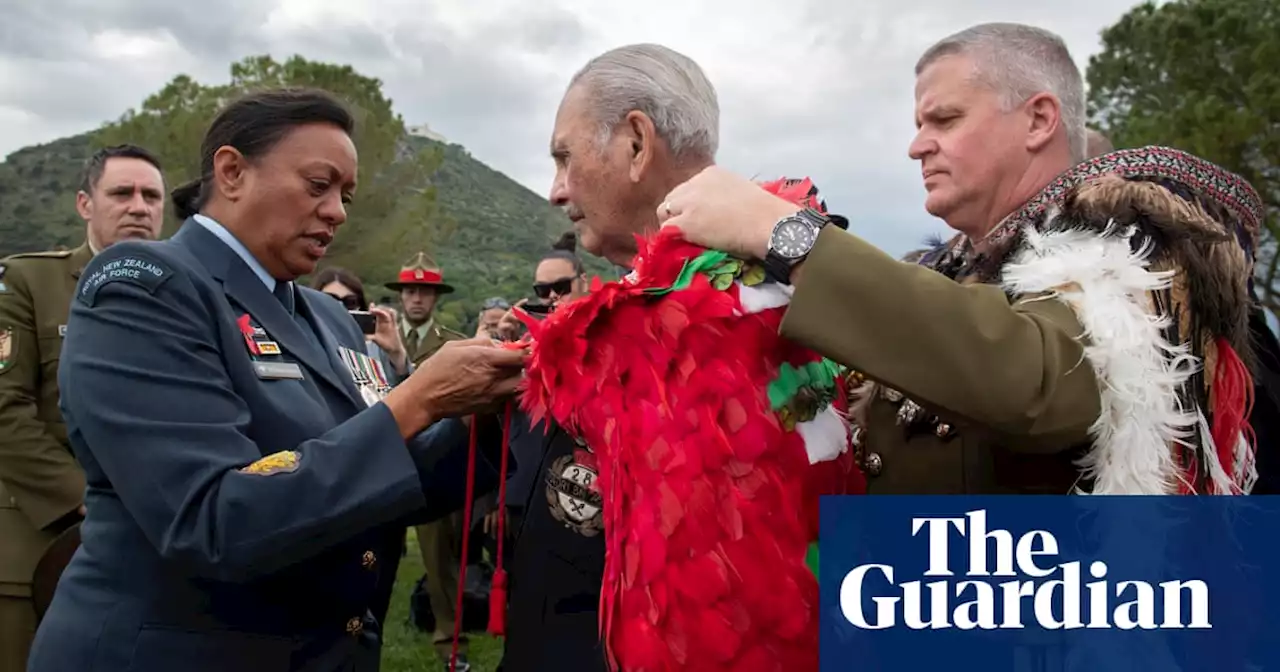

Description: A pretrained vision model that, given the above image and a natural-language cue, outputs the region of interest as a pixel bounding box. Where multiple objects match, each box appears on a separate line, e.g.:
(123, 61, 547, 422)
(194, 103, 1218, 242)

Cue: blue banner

(819, 496, 1280, 671)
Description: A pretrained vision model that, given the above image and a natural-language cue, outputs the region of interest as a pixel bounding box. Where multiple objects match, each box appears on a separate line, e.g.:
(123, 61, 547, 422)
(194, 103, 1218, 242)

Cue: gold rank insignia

(239, 450, 301, 475)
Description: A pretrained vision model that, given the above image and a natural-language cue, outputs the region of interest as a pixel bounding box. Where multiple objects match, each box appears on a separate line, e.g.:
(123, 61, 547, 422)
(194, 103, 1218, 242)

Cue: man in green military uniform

(386, 252, 467, 365)
(384, 252, 472, 670)
(0, 144, 165, 672)
(658, 23, 1262, 498)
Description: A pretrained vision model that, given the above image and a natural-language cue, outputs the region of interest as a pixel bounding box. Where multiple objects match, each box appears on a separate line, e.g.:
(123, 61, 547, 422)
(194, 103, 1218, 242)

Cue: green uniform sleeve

(0, 263, 84, 529)
(780, 226, 1100, 452)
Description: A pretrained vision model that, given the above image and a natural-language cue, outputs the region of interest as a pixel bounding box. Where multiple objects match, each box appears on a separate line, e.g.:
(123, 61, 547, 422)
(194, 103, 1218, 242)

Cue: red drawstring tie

(449, 402, 514, 672)
(1209, 337, 1255, 494)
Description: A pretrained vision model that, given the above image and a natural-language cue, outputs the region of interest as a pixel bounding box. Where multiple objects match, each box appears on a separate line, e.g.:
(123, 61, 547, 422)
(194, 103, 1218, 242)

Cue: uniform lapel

(222, 265, 357, 404)
(296, 290, 366, 409)
(172, 221, 357, 405)
(410, 323, 443, 364)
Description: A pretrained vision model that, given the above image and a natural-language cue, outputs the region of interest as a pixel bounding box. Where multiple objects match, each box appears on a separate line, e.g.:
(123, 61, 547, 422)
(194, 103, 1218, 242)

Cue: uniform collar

(70, 242, 95, 279)
(402, 317, 434, 340)
(191, 214, 285, 294)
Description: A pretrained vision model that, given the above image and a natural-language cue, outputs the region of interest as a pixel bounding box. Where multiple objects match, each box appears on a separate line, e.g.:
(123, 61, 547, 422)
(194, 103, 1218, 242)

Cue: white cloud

(0, 0, 1142, 256)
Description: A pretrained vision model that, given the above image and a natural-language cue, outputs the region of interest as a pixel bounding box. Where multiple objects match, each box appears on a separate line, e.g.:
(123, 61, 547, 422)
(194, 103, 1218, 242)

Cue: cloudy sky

(0, 0, 1143, 257)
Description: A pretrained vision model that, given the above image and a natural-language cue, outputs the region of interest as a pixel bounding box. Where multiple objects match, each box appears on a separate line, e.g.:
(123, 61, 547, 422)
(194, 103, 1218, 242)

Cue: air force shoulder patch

(78, 249, 174, 307)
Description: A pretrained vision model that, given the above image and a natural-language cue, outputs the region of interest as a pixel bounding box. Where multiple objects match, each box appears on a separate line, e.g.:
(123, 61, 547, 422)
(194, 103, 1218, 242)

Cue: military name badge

(339, 346, 384, 407)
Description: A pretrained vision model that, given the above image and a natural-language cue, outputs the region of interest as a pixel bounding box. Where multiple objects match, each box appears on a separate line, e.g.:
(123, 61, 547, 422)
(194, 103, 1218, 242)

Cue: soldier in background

(0, 144, 165, 672)
(384, 252, 472, 670)
(386, 252, 467, 364)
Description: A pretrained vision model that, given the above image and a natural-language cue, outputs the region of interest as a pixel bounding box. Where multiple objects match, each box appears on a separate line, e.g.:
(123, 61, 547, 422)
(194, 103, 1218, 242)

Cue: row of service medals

(339, 347, 392, 407)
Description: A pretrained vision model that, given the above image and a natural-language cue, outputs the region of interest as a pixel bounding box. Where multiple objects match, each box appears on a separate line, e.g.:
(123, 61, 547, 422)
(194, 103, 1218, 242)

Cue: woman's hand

(369, 306, 409, 374)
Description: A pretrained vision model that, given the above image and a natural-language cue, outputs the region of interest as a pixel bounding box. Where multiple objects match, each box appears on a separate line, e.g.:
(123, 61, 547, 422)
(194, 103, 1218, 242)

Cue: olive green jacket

(404, 319, 467, 367)
(779, 227, 1099, 494)
(0, 243, 93, 596)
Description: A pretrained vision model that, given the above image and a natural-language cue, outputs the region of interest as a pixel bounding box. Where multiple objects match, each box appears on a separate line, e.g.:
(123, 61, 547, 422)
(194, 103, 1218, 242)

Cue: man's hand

(382, 338, 527, 439)
(482, 508, 507, 537)
(657, 165, 801, 260)
(369, 306, 409, 373)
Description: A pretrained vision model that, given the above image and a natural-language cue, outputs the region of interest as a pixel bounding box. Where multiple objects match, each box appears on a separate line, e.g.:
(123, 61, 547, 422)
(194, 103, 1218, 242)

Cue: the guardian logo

(839, 509, 1211, 631)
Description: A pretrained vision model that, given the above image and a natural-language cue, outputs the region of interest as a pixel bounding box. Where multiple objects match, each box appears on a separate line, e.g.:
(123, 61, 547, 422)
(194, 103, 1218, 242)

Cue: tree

(95, 55, 455, 268)
(1085, 0, 1280, 314)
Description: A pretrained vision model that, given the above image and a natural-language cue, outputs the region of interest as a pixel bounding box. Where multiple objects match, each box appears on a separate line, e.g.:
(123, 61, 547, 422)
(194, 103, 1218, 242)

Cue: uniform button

(361, 550, 377, 570)
(346, 617, 364, 636)
(864, 452, 883, 477)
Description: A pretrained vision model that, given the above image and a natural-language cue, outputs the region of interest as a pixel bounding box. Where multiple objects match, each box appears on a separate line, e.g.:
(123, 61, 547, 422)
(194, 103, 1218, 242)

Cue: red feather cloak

(518, 178, 861, 671)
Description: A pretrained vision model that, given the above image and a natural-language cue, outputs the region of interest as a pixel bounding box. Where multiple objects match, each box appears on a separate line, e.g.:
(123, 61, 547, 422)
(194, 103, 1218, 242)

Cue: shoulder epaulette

(439, 325, 468, 339)
(3, 249, 74, 262)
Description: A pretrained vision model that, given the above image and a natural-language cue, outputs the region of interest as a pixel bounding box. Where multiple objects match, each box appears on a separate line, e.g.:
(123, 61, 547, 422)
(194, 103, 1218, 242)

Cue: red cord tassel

(487, 570, 508, 636)
(448, 415, 479, 672)
(1210, 337, 1255, 494)
(449, 405, 516, 672)
(488, 402, 514, 636)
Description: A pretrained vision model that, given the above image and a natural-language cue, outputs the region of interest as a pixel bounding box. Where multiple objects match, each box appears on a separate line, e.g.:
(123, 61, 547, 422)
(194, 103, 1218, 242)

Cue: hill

(0, 131, 615, 332)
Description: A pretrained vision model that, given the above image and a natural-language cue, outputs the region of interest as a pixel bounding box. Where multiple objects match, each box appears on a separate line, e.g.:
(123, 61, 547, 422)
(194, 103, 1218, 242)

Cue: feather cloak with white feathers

(879, 146, 1266, 496)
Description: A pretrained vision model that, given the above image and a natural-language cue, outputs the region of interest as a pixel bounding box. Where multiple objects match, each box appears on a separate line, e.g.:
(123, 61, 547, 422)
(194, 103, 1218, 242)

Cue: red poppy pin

(237, 314, 261, 356)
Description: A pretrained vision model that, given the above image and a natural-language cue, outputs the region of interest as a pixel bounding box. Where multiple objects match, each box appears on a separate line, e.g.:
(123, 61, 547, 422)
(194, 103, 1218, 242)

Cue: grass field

(381, 528, 504, 672)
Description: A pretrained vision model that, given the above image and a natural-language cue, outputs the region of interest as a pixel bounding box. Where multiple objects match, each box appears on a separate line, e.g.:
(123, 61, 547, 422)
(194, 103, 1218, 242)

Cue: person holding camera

(312, 267, 411, 386)
(382, 252, 478, 669)
(386, 252, 468, 367)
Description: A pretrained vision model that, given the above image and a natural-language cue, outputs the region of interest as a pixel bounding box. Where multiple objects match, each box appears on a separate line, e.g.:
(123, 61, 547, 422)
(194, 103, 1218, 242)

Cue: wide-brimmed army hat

(384, 251, 455, 294)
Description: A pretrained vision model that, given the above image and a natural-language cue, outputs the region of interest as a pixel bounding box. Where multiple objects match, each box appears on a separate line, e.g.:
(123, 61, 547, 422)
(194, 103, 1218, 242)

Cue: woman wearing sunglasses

(533, 232, 589, 307)
(311, 267, 412, 386)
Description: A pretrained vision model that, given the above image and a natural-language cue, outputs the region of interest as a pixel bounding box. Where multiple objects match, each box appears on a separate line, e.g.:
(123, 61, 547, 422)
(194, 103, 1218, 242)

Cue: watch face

(771, 219, 818, 259)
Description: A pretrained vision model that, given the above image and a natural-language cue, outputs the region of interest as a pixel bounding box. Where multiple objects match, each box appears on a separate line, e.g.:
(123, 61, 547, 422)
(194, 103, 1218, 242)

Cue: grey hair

(916, 23, 1087, 162)
(568, 43, 719, 161)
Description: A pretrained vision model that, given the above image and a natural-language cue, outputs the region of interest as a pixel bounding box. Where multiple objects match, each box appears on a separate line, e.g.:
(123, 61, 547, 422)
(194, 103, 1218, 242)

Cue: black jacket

(500, 416, 607, 672)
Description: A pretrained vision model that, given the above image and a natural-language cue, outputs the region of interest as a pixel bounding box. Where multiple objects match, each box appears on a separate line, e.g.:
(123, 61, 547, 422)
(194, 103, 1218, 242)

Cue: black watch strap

(763, 208, 829, 284)
(763, 252, 794, 284)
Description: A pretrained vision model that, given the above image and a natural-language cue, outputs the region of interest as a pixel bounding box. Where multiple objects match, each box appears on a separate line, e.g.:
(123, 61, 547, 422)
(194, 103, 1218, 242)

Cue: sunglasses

(533, 277, 576, 300)
(325, 293, 364, 310)
(482, 297, 511, 311)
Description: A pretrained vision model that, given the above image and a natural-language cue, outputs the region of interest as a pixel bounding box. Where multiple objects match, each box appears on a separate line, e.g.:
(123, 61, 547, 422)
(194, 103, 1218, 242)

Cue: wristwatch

(762, 207, 831, 284)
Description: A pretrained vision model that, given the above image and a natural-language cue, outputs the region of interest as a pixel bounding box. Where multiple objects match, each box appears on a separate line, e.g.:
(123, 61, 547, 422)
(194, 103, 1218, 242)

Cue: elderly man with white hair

(661, 22, 1265, 500)
(496, 43, 722, 672)
(505, 42, 864, 672)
